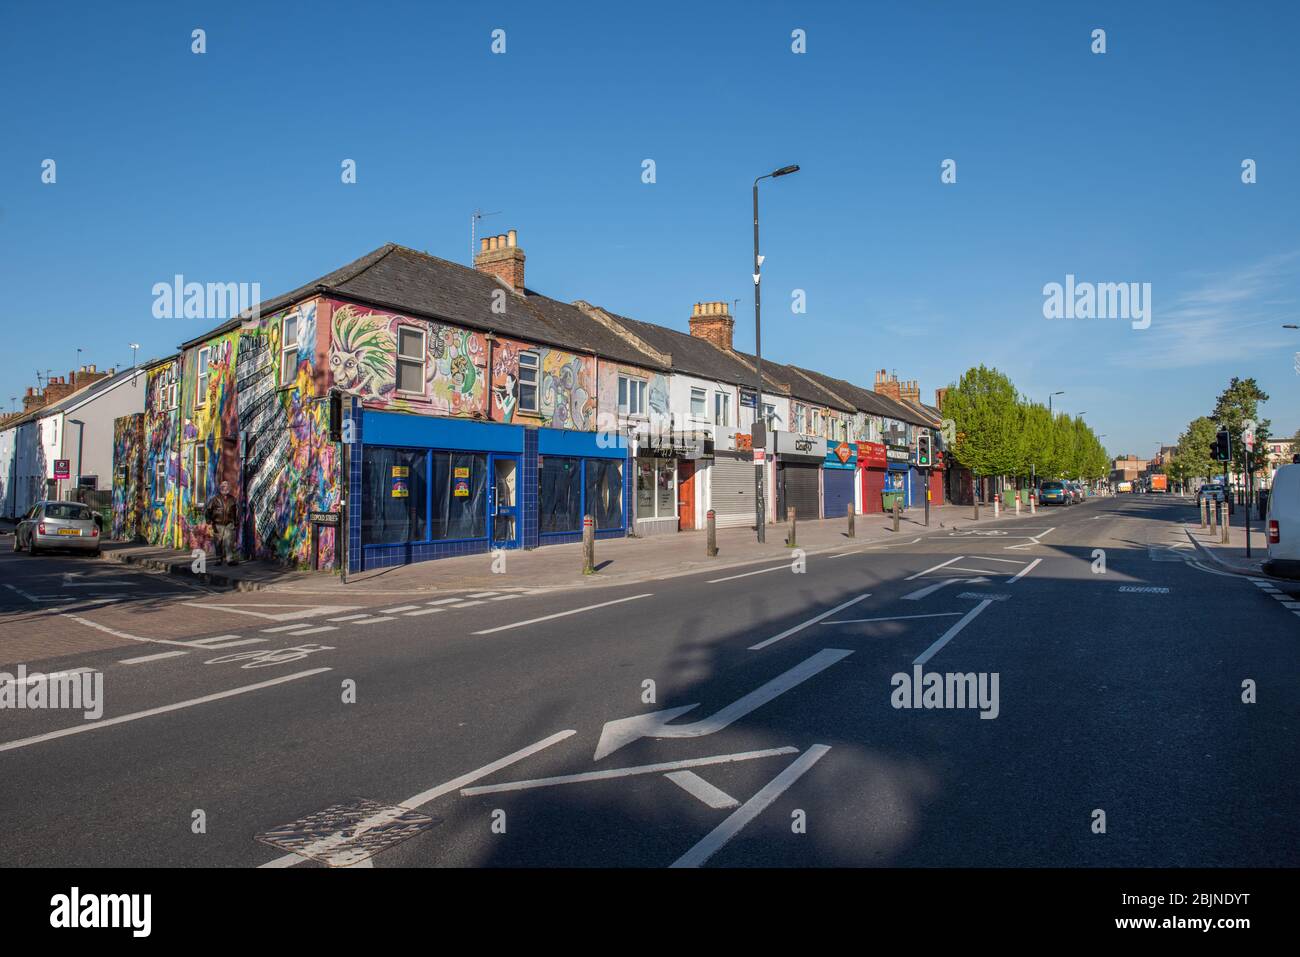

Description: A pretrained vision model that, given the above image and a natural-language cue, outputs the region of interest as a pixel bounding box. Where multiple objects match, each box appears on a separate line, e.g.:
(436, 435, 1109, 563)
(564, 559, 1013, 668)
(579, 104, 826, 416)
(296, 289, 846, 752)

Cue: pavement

(2, 493, 1297, 867)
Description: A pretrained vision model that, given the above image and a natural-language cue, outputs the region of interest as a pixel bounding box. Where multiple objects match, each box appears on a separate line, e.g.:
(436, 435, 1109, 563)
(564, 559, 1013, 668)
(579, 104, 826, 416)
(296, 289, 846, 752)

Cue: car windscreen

(1042, 482, 1064, 490)
(43, 503, 93, 521)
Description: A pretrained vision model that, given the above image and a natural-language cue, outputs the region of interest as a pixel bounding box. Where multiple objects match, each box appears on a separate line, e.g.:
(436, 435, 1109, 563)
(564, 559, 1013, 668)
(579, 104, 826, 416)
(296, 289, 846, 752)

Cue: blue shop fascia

(344, 403, 629, 574)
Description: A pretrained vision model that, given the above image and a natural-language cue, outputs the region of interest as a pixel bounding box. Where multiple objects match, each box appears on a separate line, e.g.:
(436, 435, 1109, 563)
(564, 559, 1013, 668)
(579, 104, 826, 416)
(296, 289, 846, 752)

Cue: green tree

(1212, 377, 1272, 480)
(1176, 416, 1217, 485)
(942, 366, 1021, 479)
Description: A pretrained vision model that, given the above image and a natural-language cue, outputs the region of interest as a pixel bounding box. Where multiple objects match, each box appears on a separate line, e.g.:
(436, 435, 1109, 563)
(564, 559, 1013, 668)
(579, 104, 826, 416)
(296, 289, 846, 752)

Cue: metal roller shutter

(862, 468, 885, 513)
(778, 462, 820, 522)
(823, 469, 854, 518)
(710, 452, 754, 528)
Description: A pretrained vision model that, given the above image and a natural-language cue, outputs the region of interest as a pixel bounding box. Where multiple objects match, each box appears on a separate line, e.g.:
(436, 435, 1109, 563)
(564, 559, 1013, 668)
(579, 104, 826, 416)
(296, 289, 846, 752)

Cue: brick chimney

(22, 386, 45, 412)
(44, 375, 77, 404)
(873, 369, 902, 402)
(474, 229, 526, 292)
(934, 387, 949, 411)
(688, 301, 734, 351)
(900, 379, 921, 404)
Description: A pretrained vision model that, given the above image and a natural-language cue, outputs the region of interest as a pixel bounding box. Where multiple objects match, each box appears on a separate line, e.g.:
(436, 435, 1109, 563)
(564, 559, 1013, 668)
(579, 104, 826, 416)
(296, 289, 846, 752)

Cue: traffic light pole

(924, 468, 930, 527)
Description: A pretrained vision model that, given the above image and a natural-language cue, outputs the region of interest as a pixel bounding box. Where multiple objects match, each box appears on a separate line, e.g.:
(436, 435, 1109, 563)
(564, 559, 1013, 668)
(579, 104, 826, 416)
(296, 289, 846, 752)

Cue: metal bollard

(847, 503, 856, 539)
(993, 495, 1000, 518)
(1030, 493, 1037, 515)
(1208, 498, 1217, 535)
(1015, 493, 1021, 515)
(582, 514, 595, 574)
(706, 509, 718, 557)
(786, 507, 797, 548)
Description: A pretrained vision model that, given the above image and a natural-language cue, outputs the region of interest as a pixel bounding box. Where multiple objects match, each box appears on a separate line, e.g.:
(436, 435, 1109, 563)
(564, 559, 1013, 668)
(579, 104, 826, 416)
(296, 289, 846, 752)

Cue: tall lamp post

(1048, 391, 1064, 416)
(752, 164, 800, 543)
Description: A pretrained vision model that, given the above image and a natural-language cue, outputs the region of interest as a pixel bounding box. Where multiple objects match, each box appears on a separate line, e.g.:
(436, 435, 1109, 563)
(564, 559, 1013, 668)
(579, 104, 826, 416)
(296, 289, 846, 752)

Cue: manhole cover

(257, 798, 440, 866)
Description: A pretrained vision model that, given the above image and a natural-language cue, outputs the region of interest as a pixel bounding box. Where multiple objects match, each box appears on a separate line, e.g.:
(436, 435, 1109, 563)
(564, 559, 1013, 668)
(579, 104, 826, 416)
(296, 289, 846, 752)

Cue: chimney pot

(507, 229, 517, 247)
(480, 238, 489, 252)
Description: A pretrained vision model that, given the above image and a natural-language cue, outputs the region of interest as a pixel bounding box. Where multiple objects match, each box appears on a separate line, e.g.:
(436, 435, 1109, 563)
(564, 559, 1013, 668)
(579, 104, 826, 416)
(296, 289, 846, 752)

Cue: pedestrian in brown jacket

(204, 480, 239, 565)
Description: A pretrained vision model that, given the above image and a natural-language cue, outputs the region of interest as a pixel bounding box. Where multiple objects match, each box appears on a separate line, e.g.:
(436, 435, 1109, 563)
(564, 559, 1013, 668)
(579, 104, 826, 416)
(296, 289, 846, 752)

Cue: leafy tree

(942, 366, 1021, 478)
(1212, 377, 1272, 480)
(1176, 416, 1217, 485)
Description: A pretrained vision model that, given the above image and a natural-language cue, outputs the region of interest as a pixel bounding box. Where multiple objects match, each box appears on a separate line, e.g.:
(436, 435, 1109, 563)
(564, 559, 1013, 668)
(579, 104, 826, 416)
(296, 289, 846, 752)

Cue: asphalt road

(2, 494, 1297, 867)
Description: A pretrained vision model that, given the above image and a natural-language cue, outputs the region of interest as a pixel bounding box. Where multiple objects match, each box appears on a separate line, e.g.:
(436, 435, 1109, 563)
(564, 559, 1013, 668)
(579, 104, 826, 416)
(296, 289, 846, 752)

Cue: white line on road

(0, 668, 332, 754)
(61, 613, 195, 647)
(190, 635, 252, 646)
(119, 650, 189, 664)
(381, 605, 422, 614)
(902, 578, 966, 600)
(327, 613, 371, 622)
(747, 595, 871, 651)
(904, 556, 964, 581)
(707, 564, 790, 584)
(669, 745, 831, 868)
(826, 612, 963, 625)
(975, 556, 1028, 565)
(663, 771, 740, 809)
(912, 600, 994, 666)
(472, 594, 653, 636)
(461, 747, 800, 796)
(261, 624, 314, 633)
(863, 536, 923, 550)
(1007, 558, 1043, 583)
(403, 608, 444, 616)
(260, 729, 578, 868)
(287, 626, 336, 636)
(466, 592, 500, 598)
(354, 616, 395, 625)
(450, 600, 485, 608)
(426, 598, 465, 606)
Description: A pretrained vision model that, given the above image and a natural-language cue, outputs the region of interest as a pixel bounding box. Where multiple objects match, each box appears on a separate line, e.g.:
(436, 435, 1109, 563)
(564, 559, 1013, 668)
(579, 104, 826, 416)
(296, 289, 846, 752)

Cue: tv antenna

(471, 208, 502, 264)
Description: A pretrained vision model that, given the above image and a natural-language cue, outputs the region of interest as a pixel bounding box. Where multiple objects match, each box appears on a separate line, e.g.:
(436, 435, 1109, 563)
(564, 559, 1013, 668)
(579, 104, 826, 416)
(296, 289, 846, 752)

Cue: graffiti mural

(490, 336, 596, 430)
(236, 301, 339, 568)
(179, 332, 240, 552)
(111, 414, 145, 540)
(143, 360, 181, 547)
(328, 301, 487, 416)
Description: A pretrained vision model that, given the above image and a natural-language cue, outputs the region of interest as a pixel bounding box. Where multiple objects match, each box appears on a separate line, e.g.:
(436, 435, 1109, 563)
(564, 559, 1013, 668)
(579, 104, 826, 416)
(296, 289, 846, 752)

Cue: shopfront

(857, 440, 888, 514)
(634, 429, 712, 535)
(773, 430, 822, 521)
(353, 410, 627, 571)
(822, 440, 856, 518)
(885, 443, 911, 510)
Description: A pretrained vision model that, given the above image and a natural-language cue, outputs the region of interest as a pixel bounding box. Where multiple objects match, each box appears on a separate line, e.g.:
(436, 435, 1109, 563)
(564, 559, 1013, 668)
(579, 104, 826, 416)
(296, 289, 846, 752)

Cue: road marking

(286, 626, 336, 636)
(427, 598, 465, 606)
(663, 771, 740, 809)
(473, 594, 654, 636)
(1005, 527, 1055, 550)
(119, 650, 189, 664)
(260, 729, 577, 868)
(975, 556, 1028, 565)
(327, 613, 371, 622)
(902, 577, 986, 600)
(826, 612, 963, 625)
(0, 668, 332, 754)
(944, 566, 1013, 576)
(381, 605, 422, 614)
(593, 649, 853, 759)
(61, 613, 195, 647)
(181, 602, 360, 622)
(466, 592, 500, 598)
(913, 600, 994, 666)
(1007, 558, 1042, 583)
(488, 594, 520, 601)
(190, 634, 254, 646)
(262, 624, 314, 633)
(904, 556, 964, 581)
(450, 600, 485, 608)
(863, 536, 923, 550)
(461, 747, 800, 796)
(747, 595, 871, 651)
(403, 608, 444, 616)
(191, 637, 265, 649)
(707, 564, 791, 584)
(354, 616, 395, 625)
(669, 745, 831, 868)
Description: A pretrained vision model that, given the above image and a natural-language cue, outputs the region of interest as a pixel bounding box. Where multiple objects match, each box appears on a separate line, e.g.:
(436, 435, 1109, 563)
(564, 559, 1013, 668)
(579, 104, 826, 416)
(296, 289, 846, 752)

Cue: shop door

(677, 460, 695, 530)
(862, 468, 885, 513)
(488, 454, 520, 548)
(778, 462, 820, 522)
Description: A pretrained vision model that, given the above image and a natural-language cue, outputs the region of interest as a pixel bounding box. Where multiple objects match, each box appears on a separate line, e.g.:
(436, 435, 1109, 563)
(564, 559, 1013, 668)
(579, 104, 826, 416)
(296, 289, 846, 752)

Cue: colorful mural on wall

(236, 301, 340, 568)
(490, 337, 596, 430)
(179, 331, 241, 552)
(111, 414, 144, 540)
(595, 363, 667, 435)
(328, 301, 487, 417)
(142, 360, 181, 547)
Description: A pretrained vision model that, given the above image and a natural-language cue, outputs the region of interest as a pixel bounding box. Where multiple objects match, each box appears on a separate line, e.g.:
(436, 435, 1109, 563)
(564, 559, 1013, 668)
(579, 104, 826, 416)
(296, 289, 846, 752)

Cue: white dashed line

(381, 605, 422, 614)
(403, 608, 444, 616)
(119, 650, 190, 664)
(354, 616, 395, 625)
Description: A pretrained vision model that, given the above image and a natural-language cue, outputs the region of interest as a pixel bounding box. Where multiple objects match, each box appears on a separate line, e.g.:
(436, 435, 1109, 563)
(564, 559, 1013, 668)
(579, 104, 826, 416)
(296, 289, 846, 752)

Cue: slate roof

(730, 351, 854, 412)
(589, 308, 766, 387)
(789, 366, 934, 427)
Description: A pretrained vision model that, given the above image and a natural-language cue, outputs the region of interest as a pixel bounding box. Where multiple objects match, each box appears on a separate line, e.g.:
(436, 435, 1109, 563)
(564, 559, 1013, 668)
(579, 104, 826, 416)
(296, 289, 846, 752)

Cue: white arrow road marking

(460, 747, 799, 796)
(1005, 527, 1055, 550)
(904, 556, 964, 581)
(260, 729, 577, 867)
(593, 648, 853, 760)
(1007, 558, 1042, 583)
(748, 594, 871, 650)
(902, 577, 987, 600)
(663, 771, 740, 809)
(181, 602, 361, 622)
(670, 745, 831, 868)
(912, 600, 994, 666)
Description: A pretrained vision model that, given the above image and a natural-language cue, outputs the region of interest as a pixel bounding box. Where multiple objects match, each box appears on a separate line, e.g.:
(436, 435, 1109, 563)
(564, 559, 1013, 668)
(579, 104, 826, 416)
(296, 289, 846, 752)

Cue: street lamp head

(771, 165, 800, 177)
(1284, 324, 1299, 329)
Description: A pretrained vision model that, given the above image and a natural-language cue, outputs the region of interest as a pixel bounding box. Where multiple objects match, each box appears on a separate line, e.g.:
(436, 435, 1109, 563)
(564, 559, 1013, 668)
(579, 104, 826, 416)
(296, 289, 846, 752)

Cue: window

(280, 313, 300, 387)
(195, 346, 211, 407)
(396, 327, 426, 395)
(763, 403, 777, 428)
(690, 388, 706, 419)
(360, 448, 490, 546)
(539, 456, 582, 533)
(618, 375, 646, 416)
(193, 445, 208, 504)
(585, 459, 624, 529)
(636, 459, 674, 520)
(155, 460, 166, 502)
(714, 392, 731, 427)
(518, 351, 540, 413)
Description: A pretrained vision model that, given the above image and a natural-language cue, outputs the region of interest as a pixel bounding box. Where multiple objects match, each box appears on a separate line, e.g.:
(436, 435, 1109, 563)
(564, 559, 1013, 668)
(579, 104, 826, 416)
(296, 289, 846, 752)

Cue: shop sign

(824, 440, 856, 469)
(885, 444, 911, 462)
(54, 459, 71, 480)
(638, 428, 710, 460)
(309, 511, 340, 525)
(857, 441, 888, 469)
(734, 432, 753, 452)
(391, 479, 409, 498)
(454, 467, 469, 478)
(453, 479, 469, 497)
(739, 389, 757, 409)
(391, 466, 409, 478)
(772, 431, 824, 462)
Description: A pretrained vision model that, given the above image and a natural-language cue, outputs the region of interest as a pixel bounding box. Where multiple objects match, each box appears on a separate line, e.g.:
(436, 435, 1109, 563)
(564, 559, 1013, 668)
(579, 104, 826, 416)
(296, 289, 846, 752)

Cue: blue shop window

(585, 458, 624, 529)
(540, 456, 582, 533)
(362, 447, 487, 546)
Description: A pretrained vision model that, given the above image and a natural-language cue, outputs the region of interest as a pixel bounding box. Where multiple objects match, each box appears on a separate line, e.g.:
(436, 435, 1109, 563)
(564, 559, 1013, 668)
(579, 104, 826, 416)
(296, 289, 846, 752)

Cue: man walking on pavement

(205, 479, 239, 566)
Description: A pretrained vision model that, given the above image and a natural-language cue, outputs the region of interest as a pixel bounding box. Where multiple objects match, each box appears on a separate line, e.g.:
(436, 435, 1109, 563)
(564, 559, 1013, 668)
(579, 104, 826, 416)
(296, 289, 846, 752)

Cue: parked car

(13, 500, 102, 556)
(1039, 480, 1071, 506)
(1264, 465, 1300, 579)
(1066, 483, 1085, 503)
(1197, 484, 1226, 506)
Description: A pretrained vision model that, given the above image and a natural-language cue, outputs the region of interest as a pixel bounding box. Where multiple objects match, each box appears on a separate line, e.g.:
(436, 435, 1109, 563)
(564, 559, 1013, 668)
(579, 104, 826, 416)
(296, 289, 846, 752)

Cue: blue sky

(3, 0, 1297, 453)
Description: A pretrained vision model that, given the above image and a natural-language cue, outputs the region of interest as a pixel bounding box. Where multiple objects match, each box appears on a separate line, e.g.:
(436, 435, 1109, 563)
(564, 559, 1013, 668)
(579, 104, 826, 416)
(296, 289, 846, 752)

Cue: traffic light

(916, 432, 931, 467)
(1213, 428, 1231, 462)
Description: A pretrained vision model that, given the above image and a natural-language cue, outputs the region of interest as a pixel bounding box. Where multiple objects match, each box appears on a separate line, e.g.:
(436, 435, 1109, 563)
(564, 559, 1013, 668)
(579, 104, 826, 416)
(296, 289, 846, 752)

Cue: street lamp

(130, 342, 141, 369)
(752, 163, 800, 543)
(1048, 391, 1064, 416)
(1283, 324, 1298, 329)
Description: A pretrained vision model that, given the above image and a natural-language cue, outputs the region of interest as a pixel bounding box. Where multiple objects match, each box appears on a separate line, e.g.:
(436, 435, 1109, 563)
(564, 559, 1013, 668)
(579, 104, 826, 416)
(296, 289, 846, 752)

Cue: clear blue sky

(4, 0, 1297, 454)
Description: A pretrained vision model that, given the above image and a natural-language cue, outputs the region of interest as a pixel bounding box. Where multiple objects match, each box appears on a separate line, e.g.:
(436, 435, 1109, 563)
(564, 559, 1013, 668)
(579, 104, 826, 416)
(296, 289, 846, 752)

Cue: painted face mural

(329, 305, 396, 398)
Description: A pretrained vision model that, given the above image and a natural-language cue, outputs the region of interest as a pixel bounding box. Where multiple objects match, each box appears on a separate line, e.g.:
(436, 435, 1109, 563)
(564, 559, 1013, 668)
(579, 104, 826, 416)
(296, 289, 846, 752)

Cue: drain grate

(1118, 586, 1171, 594)
(256, 798, 440, 867)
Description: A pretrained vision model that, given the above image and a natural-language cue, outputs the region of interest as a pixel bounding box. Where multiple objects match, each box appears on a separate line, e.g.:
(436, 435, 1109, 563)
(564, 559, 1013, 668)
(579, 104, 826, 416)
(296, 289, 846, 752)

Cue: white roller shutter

(710, 452, 755, 528)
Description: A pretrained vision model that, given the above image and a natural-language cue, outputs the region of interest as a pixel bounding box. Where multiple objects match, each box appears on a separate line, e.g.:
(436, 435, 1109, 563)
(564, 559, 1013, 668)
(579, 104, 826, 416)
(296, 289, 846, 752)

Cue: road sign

(54, 459, 70, 480)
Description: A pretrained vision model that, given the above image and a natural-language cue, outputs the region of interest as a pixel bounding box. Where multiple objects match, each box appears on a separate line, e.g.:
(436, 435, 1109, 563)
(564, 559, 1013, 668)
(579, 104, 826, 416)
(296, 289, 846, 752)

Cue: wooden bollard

(1200, 497, 1208, 528)
(786, 507, 797, 547)
(1221, 502, 1230, 543)
(892, 497, 900, 532)
(973, 491, 979, 521)
(847, 503, 856, 539)
(706, 509, 718, 557)
(582, 514, 595, 574)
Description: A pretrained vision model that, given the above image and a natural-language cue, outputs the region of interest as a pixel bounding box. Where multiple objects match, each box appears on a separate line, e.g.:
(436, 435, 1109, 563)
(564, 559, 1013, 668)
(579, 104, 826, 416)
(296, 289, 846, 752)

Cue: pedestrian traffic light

(1213, 428, 1231, 462)
(916, 432, 931, 467)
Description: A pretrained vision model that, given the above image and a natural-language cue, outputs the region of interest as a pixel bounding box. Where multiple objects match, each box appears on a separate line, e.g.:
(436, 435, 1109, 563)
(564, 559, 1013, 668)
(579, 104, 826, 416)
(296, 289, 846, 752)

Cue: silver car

(13, 500, 102, 556)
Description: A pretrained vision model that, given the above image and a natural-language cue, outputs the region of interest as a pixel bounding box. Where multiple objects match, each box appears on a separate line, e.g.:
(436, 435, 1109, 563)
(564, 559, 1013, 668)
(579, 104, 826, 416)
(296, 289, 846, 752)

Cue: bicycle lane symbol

(205, 643, 336, 669)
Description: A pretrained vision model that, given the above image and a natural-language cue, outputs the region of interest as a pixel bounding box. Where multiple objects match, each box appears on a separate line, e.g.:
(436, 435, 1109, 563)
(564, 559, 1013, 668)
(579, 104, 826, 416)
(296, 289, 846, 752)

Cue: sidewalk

(1182, 504, 1268, 577)
(99, 500, 1051, 595)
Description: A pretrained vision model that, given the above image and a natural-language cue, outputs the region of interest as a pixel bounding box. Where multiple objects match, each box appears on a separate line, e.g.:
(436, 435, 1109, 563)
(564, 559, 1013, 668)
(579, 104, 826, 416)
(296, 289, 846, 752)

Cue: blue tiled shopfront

(347, 407, 628, 573)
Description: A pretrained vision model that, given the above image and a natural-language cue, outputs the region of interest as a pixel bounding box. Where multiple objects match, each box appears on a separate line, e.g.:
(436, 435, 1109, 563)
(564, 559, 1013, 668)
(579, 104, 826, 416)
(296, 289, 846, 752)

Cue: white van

(1264, 464, 1300, 579)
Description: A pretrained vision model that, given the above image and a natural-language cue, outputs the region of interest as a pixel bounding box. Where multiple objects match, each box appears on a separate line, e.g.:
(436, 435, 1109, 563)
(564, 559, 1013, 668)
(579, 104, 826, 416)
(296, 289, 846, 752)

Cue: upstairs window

(517, 351, 539, 412)
(618, 375, 646, 416)
(195, 347, 211, 407)
(280, 313, 300, 387)
(714, 392, 731, 427)
(396, 327, 426, 395)
(690, 388, 706, 419)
